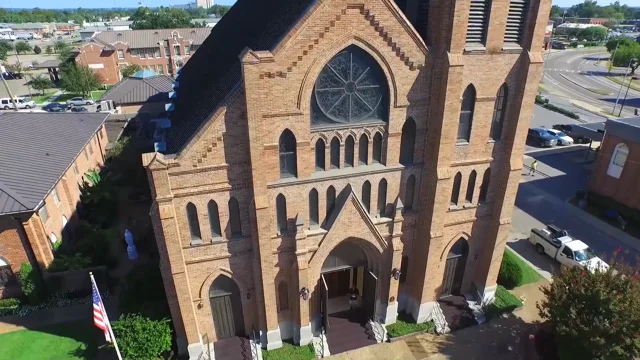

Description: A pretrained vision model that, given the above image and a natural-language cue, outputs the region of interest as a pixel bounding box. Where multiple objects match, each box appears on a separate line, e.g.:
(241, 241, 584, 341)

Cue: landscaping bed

(386, 312, 435, 341)
(499, 248, 541, 288)
(535, 95, 580, 119)
(262, 343, 315, 360)
(485, 285, 523, 318)
(0, 289, 111, 318)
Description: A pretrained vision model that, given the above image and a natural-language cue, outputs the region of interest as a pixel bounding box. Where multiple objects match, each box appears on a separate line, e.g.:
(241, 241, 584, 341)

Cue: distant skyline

(2, 0, 640, 11)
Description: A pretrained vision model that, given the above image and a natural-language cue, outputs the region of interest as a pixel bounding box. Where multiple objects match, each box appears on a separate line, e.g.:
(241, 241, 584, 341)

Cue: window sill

(211, 237, 226, 244)
(456, 141, 470, 146)
(502, 43, 523, 53)
(448, 203, 476, 212)
(190, 239, 204, 246)
(464, 44, 487, 54)
(487, 139, 496, 144)
(306, 227, 327, 236)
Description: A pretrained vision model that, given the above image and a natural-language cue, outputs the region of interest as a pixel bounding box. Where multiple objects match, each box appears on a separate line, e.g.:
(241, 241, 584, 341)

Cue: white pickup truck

(529, 225, 609, 273)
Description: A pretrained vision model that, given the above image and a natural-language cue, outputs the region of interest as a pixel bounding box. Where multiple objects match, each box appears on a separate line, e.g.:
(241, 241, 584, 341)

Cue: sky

(4, 0, 640, 11)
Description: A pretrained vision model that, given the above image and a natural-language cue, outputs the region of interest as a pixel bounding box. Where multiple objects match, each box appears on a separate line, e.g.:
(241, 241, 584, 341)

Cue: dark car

(42, 103, 67, 112)
(551, 41, 566, 50)
(552, 124, 591, 144)
(2, 72, 23, 80)
(70, 106, 88, 113)
(527, 128, 558, 147)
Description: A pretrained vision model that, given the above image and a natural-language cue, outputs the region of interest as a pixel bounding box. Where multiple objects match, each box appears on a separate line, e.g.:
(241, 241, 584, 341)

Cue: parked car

(66, 97, 95, 107)
(546, 129, 574, 146)
(70, 106, 88, 113)
(551, 41, 566, 50)
(529, 225, 609, 273)
(527, 128, 558, 147)
(42, 103, 67, 112)
(0, 97, 36, 110)
(2, 72, 23, 80)
(552, 124, 591, 144)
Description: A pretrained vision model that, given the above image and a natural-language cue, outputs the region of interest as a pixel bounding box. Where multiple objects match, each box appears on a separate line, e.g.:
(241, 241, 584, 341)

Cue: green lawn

(386, 312, 435, 338)
(32, 91, 57, 104)
(0, 320, 111, 360)
(504, 247, 542, 287)
(486, 285, 523, 318)
(262, 343, 315, 360)
(91, 90, 106, 100)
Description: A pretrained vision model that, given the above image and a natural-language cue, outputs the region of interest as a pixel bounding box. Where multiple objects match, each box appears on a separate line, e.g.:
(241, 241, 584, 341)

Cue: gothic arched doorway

(209, 275, 245, 339)
(440, 238, 469, 297)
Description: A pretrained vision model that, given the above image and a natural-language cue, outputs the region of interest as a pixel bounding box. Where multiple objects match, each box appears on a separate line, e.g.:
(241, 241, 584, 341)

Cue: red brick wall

(0, 217, 30, 299)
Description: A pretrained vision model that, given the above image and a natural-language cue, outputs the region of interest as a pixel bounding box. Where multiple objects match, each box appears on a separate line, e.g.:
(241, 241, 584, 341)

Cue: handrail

(250, 326, 260, 360)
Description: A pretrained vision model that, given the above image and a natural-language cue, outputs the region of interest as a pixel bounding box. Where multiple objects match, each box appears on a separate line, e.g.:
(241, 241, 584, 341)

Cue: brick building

(75, 28, 212, 85)
(0, 113, 108, 299)
(143, 0, 551, 358)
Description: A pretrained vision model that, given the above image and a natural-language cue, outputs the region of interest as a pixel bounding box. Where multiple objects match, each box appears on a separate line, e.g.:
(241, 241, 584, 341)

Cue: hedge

(535, 96, 580, 119)
(486, 285, 523, 317)
(18, 263, 43, 305)
(586, 190, 640, 225)
(112, 314, 172, 360)
(498, 250, 523, 290)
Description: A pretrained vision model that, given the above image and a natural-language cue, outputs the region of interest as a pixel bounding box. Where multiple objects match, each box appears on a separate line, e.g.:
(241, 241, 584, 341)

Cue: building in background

(101, 69, 174, 116)
(196, 0, 214, 9)
(74, 27, 212, 84)
(0, 113, 108, 299)
(143, 0, 551, 358)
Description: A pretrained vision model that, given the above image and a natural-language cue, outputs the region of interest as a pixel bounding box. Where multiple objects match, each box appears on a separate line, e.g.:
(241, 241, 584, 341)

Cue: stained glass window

(312, 46, 388, 126)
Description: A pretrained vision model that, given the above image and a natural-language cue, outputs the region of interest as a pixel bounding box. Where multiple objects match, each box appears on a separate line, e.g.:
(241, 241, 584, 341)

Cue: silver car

(66, 97, 95, 107)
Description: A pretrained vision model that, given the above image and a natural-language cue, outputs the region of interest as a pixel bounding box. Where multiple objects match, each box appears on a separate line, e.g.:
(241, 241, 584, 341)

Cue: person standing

(529, 160, 538, 176)
(349, 287, 360, 310)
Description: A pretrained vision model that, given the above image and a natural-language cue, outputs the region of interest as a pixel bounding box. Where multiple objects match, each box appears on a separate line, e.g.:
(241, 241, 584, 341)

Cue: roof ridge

(0, 179, 32, 211)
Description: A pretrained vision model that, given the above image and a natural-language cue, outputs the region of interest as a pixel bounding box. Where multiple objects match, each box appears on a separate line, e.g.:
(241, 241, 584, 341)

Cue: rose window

(312, 46, 388, 126)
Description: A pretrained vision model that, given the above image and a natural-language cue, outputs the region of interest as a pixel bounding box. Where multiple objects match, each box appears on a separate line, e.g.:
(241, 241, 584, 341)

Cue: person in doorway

(529, 160, 538, 176)
(348, 287, 360, 310)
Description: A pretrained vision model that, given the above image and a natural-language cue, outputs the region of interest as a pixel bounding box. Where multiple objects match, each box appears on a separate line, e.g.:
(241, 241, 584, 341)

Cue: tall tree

(30, 75, 53, 95)
(14, 41, 32, 55)
(60, 64, 102, 97)
(611, 42, 640, 74)
(121, 64, 142, 78)
(130, 7, 194, 30)
(549, 5, 563, 18)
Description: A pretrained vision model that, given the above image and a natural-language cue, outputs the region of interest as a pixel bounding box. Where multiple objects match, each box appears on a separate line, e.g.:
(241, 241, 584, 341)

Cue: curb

(524, 144, 589, 156)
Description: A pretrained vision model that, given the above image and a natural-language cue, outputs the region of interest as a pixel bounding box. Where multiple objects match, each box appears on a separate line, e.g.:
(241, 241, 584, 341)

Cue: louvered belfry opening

(504, 0, 529, 44)
(466, 0, 491, 45)
(415, 0, 430, 42)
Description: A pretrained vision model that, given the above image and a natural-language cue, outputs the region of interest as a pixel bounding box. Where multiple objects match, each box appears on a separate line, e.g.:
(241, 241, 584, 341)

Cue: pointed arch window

(186, 202, 201, 243)
(345, 136, 355, 167)
(278, 282, 289, 311)
(326, 186, 336, 220)
(311, 45, 389, 126)
(362, 181, 371, 213)
(359, 135, 369, 165)
(458, 85, 476, 143)
(229, 197, 242, 237)
(208, 200, 222, 238)
(450, 172, 462, 206)
(465, 170, 477, 203)
(405, 175, 416, 210)
(491, 84, 508, 141)
(279, 130, 297, 178)
(479, 168, 491, 203)
(309, 189, 319, 227)
(373, 133, 383, 164)
(607, 143, 629, 179)
(276, 194, 287, 234)
(400, 118, 416, 165)
(377, 179, 388, 217)
(330, 138, 340, 169)
(315, 139, 326, 171)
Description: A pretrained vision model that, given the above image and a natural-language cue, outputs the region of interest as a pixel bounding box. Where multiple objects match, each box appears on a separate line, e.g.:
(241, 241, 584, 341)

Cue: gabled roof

(93, 28, 213, 49)
(165, 0, 317, 154)
(0, 113, 109, 216)
(101, 74, 174, 106)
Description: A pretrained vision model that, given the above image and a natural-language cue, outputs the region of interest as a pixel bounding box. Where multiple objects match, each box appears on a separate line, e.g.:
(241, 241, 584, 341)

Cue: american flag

(92, 279, 112, 343)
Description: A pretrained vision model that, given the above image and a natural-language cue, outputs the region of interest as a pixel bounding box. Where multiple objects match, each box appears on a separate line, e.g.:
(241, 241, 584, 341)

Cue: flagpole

(90, 272, 123, 360)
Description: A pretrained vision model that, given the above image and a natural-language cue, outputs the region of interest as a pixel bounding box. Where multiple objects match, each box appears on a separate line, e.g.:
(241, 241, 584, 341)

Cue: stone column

(383, 199, 405, 325)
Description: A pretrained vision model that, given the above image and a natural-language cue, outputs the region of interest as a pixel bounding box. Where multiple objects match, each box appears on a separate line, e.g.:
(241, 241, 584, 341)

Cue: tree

(33, 45, 42, 54)
(45, 45, 53, 54)
(0, 41, 12, 54)
(607, 36, 636, 53)
(549, 5, 563, 18)
(577, 27, 607, 42)
(60, 64, 102, 97)
(14, 41, 32, 54)
(112, 314, 172, 360)
(30, 75, 53, 95)
(120, 64, 142, 78)
(538, 253, 640, 359)
(53, 40, 69, 53)
(130, 7, 193, 30)
(6, 61, 24, 74)
(612, 42, 640, 74)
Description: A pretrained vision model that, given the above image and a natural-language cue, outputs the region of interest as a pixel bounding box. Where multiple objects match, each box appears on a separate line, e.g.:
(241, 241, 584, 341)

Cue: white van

(0, 97, 36, 110)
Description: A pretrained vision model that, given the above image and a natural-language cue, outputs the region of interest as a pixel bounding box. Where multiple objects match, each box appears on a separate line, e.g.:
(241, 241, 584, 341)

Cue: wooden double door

(210, 276, 245, 339)
(440, 238, 469, 298)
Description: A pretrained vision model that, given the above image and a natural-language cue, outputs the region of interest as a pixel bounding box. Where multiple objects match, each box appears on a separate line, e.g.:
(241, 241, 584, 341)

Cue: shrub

(386, 318, 435, 338)
(112, 314, 172, 360)
(119, 263, 169, 320)
(486, 285, 523, 317)
(18, 263, 43, 305)
(535, 96, 580, 119)
(497, 250, 523, 289)
(33, 45, 41, 54)
(538, 253, 640, 359)
(0, 298, 21, 317)
(48, 254, 92, 273)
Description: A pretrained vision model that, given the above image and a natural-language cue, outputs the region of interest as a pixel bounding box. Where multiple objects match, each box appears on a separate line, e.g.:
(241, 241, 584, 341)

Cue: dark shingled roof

(0, 112, 109, 216)
(165, 0, 316, 154)
(101, 74, 174, 106)
(94, 28, 213, 49)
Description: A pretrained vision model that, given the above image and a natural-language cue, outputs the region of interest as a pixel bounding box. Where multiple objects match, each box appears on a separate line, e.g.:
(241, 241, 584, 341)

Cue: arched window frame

(345, 136, 355, 167)
(405, 175, 416, 211)
(330, 138, 341, 169)
(490, 84, 508, 141)
(359, 134, 369, 165)
(377, 179, 388, 217)
(279, 130, 297, 178)
(479, 168, 491, 204)
(458, 85, 476, 143)
(400, 118, 416, 165)
(208, 200, 222, 238)
(465, 170, 477, 204)
(362, 181, 371, 213)
(315, 139, 326, 171)
(276, 194, 287, 234)
(186, 202, 202, 243)
(373, 133, 383, 164)
(450, 172, 462, 206)
(0, 256, 14, 288)
(229, 197, 242, 238)
(278, 281, 289, 311)
(326, 186, 336, 220)
(309, 189, 319, 228)
(607, 143, 629, 179)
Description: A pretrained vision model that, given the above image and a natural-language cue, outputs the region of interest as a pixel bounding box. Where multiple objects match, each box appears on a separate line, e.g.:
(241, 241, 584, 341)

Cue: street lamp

(618, 57, 637, 117)
(612, 57, 637, 115)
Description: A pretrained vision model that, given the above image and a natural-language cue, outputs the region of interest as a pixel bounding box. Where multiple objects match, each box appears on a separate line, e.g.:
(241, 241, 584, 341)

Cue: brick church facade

(143, 0, 550, 357)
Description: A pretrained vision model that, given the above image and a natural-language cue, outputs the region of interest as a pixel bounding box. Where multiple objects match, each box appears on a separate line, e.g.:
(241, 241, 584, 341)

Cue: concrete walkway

(326, 341, 415, 359)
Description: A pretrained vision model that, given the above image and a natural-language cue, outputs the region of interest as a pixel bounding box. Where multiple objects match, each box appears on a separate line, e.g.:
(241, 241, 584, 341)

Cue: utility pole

(0, 70, 20, 111)
(612, 57, 635, 115)
(618, 58, 637, 117)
